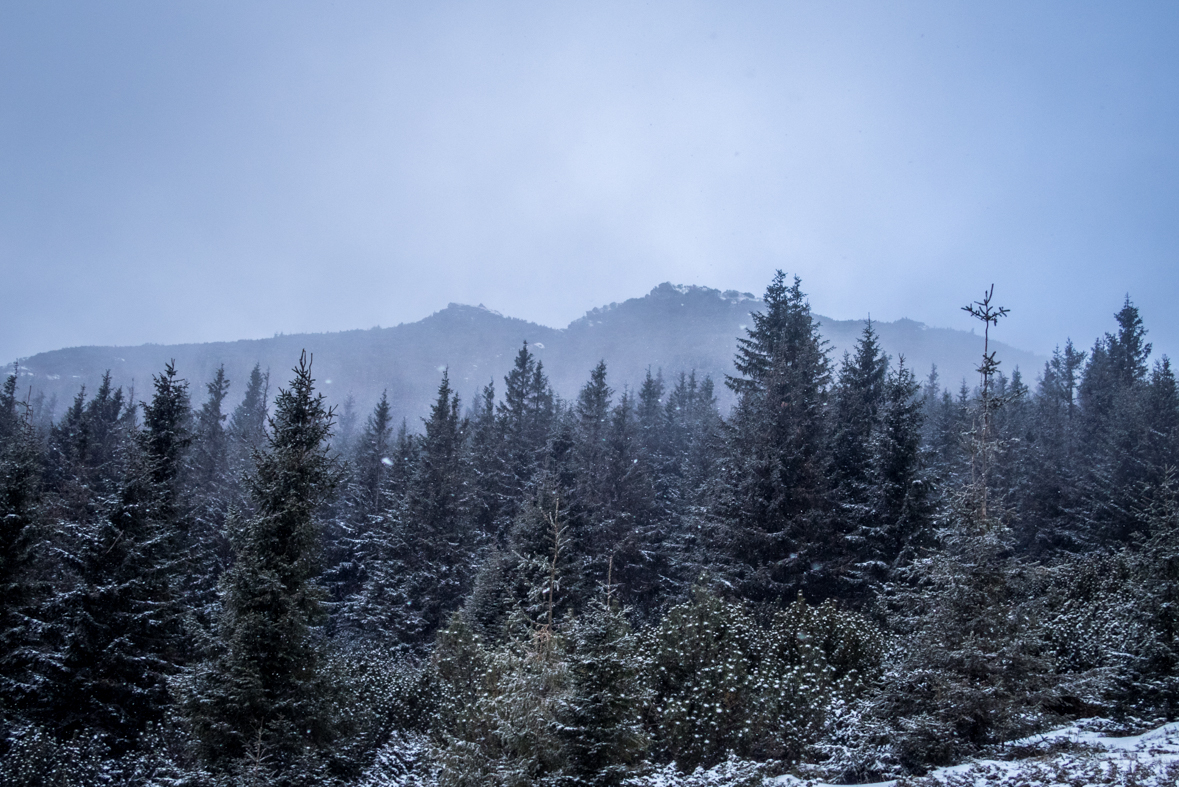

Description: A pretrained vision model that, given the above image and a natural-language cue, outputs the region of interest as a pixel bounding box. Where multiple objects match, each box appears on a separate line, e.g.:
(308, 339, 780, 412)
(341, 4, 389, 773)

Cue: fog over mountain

(10, 282, 1042, 426)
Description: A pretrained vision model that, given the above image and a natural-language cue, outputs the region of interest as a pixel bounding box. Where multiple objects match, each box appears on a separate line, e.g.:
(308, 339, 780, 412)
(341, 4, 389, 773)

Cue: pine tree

(186, 352, 344, 773)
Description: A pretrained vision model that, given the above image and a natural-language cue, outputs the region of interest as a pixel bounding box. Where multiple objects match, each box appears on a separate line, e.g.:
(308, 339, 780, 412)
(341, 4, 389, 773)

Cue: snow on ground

(355, 720, 1179, 787)
(774, 719, 1179, 787)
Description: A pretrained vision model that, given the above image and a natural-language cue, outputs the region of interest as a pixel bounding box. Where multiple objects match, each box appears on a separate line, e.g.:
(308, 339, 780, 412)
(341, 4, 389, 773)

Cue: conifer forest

(2, 271, 1178, 786)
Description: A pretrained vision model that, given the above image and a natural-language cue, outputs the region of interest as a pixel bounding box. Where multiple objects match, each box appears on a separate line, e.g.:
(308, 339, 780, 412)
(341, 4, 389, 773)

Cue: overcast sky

(2, 1, 1177, 368)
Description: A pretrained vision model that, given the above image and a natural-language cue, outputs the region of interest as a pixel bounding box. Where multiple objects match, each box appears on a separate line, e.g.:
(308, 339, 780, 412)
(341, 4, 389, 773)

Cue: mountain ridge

(8, 283, 1045, 426)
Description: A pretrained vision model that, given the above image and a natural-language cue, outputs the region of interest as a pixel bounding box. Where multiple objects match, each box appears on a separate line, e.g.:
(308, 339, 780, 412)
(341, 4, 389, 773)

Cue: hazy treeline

(0, 272, 1176, 786)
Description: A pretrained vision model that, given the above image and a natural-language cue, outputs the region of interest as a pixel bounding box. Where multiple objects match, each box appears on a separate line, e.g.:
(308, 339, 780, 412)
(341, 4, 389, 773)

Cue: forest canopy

(1, 272, 1177, 786)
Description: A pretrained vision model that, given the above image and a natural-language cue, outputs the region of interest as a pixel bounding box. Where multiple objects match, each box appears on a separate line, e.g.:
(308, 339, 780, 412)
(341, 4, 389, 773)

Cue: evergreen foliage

(0, 368, 42, 714)
(721, 271, 831, 602)
(184, 352, 346, 778)
(641, 589, 877, 771)
(5, 273, 1179, 784)
(26, 372, 180, 748)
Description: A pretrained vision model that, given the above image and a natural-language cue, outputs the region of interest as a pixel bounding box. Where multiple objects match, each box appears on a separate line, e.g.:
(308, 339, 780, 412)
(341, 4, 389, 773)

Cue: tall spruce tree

(961, 285, 1011, 523)
(721, 271, 831, 602)
(466, 381, 507, 545)
(334, 392, 398, 634)
(351, 391, 395, 520)
(861, 358, 929, 577)
(186, 352, 344, 773)
(830, 322, 889, 504)
(138, 362, 194, 657)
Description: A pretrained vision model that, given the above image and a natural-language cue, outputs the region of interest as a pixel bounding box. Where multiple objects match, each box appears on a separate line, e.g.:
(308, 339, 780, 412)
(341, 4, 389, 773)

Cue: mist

(2, 1, 1178, 367)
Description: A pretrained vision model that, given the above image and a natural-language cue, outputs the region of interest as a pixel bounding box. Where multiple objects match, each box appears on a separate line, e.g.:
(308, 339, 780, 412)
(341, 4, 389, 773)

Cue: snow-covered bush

(0, 720, 202, 787)
(641, 589, 880, 771)
(431, 605, 650, 787)
(355, 732, 439, 787)
(1044, 475, 1179, 721)
(621, 754, 767, 787)
(869, 512, 1061, 773)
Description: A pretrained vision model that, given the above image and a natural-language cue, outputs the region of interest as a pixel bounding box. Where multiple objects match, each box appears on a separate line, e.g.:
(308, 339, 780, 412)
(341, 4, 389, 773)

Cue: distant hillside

(9, 283, 1045, 426)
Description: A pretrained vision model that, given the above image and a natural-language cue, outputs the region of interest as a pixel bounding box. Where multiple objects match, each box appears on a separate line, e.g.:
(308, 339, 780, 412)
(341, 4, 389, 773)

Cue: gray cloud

(2, 1, 1177, 368)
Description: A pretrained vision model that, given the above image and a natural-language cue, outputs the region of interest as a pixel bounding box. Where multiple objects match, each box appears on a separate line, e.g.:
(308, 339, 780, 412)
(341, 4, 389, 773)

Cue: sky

(2, 1, 1178, 368)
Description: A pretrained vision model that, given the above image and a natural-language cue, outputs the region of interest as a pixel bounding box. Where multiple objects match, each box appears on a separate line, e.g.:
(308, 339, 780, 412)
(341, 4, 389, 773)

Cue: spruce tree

(334, 392, 397, 634)
(827, 322, 890, 595)
(28, 370, 180, 749)
(1078, 297, 1154, 545)
(466, 381, 507, 545)
(227, 363, 270, 503)
(140, 361, 192, 505)
(363, 372, 472, 648)
(1141, 358, 1179, 486)
(191, 365, 231, 497)
(662, 372, 724, 594)
(1019, 341, 1086, 552)
(186, 352, 344, 773)
(862, 358, 929, 575)
(829, 321, 889, 505)
(0, 369, 42, 714)
(557, 603, 648, 786)
(600, 388, 664, 615)
(138, 362, 194, 659)
(721, 271, 831, 603)
(961, 285, 1011, 522)
(497, 342, 555, 517)
(187, 366, 233, 642)
(351, 391, 395, 519)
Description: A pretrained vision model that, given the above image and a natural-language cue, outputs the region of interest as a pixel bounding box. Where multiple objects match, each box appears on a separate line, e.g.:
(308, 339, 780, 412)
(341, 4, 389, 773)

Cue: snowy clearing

(775, 720, 1179, 787)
